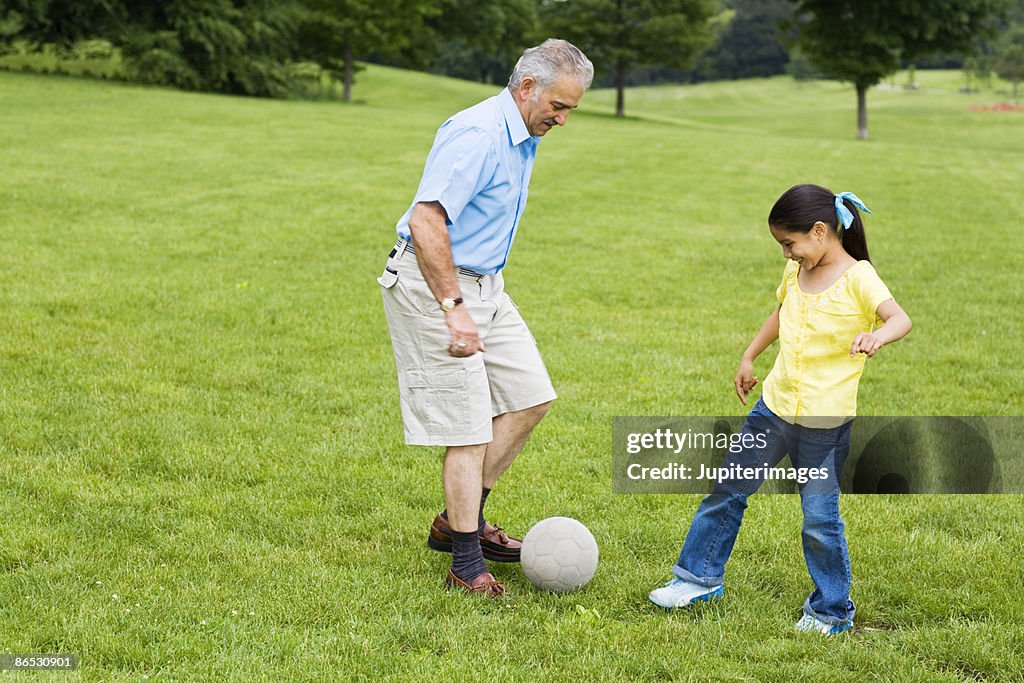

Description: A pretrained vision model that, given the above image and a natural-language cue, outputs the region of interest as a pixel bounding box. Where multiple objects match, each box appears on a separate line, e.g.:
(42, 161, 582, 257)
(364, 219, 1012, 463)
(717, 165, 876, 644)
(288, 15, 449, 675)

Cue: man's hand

(445, 307, 485, 357)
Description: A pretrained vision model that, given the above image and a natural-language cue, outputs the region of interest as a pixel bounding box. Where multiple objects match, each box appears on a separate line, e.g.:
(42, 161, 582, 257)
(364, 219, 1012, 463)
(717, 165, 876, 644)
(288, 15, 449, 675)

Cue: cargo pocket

(404, 367, 469, 433)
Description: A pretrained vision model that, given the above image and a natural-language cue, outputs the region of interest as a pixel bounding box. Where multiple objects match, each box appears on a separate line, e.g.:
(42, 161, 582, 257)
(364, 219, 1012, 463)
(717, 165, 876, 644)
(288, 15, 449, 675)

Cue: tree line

(2, 0, 1022, 137)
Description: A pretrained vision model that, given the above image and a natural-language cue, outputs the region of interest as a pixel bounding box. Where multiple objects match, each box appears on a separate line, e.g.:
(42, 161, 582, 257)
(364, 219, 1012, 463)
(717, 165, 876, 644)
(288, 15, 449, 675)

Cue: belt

(390, 238, 487, 279)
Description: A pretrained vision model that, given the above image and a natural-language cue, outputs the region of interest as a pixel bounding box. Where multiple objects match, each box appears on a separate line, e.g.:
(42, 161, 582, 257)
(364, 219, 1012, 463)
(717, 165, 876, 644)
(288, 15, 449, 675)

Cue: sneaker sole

(427, 534, 521, 563)
(648, 585, 724, 609)
(795, 619, 853, 636)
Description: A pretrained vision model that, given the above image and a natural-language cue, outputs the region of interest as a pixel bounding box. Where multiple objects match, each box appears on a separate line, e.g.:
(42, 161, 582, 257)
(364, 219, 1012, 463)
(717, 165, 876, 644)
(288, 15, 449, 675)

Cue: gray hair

(508, 39, 594, 93)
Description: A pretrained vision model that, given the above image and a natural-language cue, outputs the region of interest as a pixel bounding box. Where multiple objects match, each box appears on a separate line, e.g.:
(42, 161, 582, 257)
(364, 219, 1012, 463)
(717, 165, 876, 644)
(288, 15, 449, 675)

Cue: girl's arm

(735, 305, 781, 405)
(850, 299, 912, 357)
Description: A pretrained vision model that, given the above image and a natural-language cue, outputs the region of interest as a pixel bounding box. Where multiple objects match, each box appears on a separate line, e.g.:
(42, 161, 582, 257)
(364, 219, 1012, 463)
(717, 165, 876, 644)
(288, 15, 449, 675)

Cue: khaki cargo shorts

(380, 239, 557, 446)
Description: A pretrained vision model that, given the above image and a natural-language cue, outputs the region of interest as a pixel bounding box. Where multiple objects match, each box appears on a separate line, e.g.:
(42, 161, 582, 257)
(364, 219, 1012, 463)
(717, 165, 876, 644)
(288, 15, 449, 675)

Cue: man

(379, 39, 593, 597)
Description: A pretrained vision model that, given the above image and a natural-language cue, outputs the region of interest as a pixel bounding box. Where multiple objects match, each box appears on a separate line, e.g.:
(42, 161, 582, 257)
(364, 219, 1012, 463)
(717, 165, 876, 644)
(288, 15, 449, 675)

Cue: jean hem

(672, 564, 724, 588)
(802, 594, 856, 625)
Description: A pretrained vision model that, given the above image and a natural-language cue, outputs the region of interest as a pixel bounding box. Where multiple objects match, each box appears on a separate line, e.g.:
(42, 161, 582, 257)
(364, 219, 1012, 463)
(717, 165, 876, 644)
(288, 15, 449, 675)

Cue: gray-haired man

(380, 39, 594, 596)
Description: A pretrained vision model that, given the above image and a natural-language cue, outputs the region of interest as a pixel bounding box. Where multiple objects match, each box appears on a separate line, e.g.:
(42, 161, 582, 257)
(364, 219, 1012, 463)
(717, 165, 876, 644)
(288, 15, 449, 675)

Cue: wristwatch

(440, 297, 463, 312)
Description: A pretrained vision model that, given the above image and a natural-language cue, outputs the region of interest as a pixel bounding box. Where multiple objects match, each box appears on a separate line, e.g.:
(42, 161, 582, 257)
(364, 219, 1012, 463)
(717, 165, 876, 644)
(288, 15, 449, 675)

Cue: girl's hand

(734, 358, 759, 405)
(850, 333, 883, 358)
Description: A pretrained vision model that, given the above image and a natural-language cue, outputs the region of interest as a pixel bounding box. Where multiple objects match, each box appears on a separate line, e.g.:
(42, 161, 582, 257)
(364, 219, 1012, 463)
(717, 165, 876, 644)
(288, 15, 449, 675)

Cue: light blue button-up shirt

(396, 88, 540, 275)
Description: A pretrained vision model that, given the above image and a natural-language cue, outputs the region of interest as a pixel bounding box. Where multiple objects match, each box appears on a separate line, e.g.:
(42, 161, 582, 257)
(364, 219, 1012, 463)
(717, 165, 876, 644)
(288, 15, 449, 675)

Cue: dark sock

(451, 529, 488, 583)
(441, 486, 492, 530)
(478, 487, 491, 531)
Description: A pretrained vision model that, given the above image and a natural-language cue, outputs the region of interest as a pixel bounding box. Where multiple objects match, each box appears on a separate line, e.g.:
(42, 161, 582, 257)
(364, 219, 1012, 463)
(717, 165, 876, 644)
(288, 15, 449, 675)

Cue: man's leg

(428, 277, 555, 567)
(443, 444, 486, 533)
(483, 401, 551, 488)
(439, 443, 504, 595)
(430, 402, 551, 563)
(381, 253, 503, 594)
(461, 279, 556, 558)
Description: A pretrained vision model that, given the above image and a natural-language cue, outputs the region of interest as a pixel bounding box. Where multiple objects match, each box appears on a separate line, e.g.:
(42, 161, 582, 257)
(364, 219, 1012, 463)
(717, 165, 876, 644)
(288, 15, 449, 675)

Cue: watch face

(441, 298, 455, 311)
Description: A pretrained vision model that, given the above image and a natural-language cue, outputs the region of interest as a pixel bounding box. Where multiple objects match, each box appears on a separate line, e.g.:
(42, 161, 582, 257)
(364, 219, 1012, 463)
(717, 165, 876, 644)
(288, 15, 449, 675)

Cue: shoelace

(488, 524, 510, 544)
(449, 571, 506, 595)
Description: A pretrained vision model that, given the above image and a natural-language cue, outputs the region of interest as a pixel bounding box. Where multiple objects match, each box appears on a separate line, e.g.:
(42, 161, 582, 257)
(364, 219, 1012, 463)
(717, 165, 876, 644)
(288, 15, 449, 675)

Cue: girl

(648, 184, 912, 635)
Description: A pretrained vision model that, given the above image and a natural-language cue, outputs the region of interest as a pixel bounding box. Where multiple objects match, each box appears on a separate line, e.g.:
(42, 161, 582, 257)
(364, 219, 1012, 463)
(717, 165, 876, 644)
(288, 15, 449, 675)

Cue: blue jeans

(672, 398, 856, 625)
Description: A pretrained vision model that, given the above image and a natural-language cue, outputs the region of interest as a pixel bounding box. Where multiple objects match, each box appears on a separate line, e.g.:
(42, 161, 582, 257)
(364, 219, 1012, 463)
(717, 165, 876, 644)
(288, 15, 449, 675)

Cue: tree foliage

(2, 0, 310, 97)
(792, 0, 1006, 138)
(963, 0, 1024, 89)
(426, 0, 539, 85)
(6, 0, 1009, 108)
(296, 0, 439, 101)
(1, 0, 124, 46)
(539, 0, 716, 117)
(695, 0, 793, 80)
(123, 0, 306, 97)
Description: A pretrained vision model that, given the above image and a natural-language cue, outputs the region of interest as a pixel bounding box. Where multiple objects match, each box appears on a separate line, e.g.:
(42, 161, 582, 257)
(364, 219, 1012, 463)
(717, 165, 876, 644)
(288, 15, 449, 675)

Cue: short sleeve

(776, 260, 798, 304)
(412, 123, 496, 224)
(849, 262, 894, 326)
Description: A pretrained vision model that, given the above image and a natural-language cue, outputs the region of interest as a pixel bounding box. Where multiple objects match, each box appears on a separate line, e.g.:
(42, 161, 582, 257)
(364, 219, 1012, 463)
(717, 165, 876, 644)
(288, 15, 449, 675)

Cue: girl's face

(769, 222, 829, 269)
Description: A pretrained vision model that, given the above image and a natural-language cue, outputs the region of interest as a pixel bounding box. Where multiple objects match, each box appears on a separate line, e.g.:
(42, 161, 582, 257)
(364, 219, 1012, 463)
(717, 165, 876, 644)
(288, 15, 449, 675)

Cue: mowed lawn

(1, 65, 1023, 681)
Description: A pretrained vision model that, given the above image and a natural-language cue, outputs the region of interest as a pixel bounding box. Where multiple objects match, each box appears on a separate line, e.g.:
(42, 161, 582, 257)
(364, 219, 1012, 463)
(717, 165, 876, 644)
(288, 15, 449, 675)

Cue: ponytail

(838, 197, 871, 262)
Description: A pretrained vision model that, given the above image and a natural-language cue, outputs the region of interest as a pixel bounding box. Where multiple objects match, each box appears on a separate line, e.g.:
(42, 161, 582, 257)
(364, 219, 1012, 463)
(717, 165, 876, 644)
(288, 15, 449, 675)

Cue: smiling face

(513, 75, 585, 136)
(770, 222, 831, 269)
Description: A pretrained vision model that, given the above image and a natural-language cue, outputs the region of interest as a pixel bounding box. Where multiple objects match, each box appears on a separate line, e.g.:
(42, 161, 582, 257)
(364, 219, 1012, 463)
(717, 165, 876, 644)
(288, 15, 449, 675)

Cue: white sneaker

(795, 613, 853, 636)
(648, 577, 723, 609)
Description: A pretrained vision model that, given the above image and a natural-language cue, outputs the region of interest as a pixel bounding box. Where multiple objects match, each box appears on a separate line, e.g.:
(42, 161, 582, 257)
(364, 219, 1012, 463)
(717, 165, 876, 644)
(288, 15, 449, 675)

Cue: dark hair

(768, 183, 871, 262)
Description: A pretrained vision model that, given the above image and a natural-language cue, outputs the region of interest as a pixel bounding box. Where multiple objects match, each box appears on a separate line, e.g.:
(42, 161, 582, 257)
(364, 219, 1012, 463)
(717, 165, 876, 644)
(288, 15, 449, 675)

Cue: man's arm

(407, 201, 484, 356)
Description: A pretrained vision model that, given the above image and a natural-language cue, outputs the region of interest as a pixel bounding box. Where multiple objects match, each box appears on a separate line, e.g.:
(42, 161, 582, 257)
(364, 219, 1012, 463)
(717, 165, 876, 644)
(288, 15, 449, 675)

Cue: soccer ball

(521, 517, 599, 593)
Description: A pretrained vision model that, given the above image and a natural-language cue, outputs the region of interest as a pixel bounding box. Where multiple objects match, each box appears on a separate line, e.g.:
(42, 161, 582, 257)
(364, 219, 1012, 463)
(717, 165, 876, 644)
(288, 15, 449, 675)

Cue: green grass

(1, 65, 1023, 681)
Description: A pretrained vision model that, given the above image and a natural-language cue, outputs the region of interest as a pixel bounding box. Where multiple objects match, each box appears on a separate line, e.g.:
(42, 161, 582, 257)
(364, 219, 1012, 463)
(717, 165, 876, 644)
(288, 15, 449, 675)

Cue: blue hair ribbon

(834, 192, 872, 230)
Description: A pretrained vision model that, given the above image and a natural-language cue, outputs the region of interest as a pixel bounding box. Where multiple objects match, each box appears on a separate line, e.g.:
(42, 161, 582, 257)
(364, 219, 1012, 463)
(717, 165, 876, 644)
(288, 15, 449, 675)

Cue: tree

(786, 45, 823, 81)
(0, 0, 127, 47)
(995, 24, 1024, 96)
(3, 0, 311, 97)
(695, 0, 793, 81)
(963, 52, 994, 90)
(117, 0, 306, 97)
(540, 0, 716, 117)
(426, 0, 539, 85)
(964, 34, 1004, 91)
(792, 0, 1006, 139)
(296, 0, 438, 102)
(958, 0, 1024, 90)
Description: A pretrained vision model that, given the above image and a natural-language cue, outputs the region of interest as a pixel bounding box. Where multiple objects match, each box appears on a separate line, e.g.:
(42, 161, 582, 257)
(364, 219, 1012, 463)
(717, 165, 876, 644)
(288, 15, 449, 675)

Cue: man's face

(515, 75, 584, 137)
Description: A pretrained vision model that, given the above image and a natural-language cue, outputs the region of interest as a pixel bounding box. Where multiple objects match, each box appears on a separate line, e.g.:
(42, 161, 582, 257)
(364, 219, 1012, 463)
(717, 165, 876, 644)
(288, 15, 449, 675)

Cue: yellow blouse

(761, 260, 893, 425)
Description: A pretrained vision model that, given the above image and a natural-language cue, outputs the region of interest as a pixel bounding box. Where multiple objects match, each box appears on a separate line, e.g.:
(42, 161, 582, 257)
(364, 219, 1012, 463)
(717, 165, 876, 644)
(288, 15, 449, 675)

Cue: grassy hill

(1, 65, 1023, 681)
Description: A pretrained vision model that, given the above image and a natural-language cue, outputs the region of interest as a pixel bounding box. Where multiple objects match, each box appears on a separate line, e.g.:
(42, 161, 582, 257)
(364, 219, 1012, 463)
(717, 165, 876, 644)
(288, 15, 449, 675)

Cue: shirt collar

(498, 87, 533, 147)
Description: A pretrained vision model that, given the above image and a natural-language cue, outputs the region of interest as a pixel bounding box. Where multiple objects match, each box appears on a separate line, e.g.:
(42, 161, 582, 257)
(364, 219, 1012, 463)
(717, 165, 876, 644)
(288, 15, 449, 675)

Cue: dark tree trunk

(856, 84, 868, 140)
(615, 60, 625, 118)
(342, 43, 353, 102)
